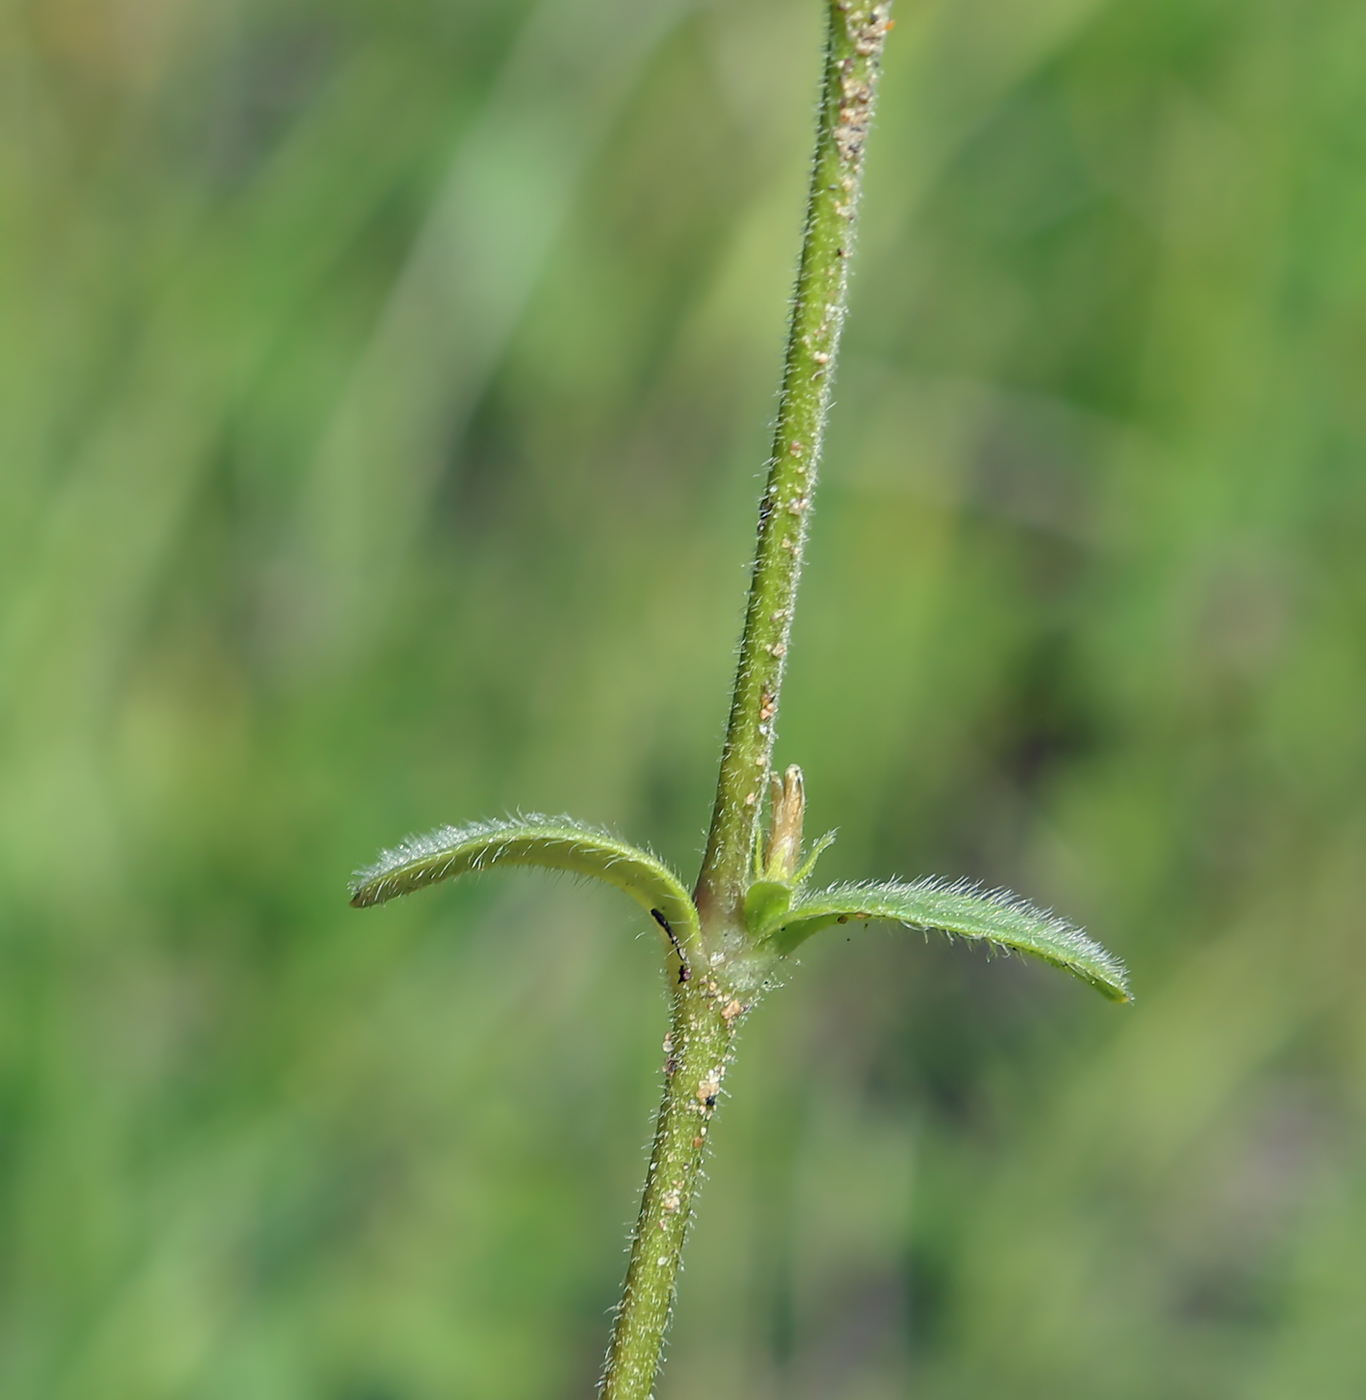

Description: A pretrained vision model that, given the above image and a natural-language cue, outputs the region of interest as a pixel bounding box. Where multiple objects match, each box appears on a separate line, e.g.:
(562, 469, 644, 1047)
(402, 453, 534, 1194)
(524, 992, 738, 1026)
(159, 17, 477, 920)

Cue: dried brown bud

(763, 764, 806, 880)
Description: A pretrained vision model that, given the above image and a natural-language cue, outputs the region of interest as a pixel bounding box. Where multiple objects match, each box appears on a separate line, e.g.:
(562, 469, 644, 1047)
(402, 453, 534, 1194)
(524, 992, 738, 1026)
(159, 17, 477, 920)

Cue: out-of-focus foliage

(3, 0, 1365, 1395)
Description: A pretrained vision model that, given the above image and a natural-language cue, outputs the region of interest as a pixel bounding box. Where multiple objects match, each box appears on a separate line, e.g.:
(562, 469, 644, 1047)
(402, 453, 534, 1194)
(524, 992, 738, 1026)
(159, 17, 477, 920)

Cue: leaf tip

(347, 873, 381, 908)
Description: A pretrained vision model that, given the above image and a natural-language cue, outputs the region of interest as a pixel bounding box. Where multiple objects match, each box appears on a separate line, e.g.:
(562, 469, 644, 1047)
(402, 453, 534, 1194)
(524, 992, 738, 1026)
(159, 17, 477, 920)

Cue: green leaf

(743, 879, 792, 939)
(350, 816, 701, 952)
(790, 830, 837, 889)
(768, 878, 1130, 1002)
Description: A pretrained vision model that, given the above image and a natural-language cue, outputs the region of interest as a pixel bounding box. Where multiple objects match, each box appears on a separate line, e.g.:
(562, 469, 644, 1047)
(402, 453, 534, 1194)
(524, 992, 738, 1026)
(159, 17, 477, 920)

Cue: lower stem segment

(599, 977, 748, 1399)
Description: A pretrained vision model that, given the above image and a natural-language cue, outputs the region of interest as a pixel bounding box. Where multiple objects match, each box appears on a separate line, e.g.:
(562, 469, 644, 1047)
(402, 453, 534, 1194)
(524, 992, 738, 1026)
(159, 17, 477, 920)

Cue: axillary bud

(763, 765, 806, 881)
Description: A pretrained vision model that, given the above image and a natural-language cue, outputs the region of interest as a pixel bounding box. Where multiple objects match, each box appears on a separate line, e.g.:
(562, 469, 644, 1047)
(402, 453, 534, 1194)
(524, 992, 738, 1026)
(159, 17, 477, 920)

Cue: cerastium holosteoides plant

(350, 3, 1131, 1395)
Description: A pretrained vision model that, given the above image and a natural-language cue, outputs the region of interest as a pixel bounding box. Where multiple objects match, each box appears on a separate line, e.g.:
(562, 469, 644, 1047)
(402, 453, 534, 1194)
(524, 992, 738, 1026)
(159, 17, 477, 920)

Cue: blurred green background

(4, 0, 1366, 1395)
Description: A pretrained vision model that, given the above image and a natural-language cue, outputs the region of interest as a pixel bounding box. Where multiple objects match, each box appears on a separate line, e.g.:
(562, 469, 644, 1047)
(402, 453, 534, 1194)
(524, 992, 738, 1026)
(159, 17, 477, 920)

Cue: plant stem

(601, 5, 890, 1396)
(600, 980, 739, 1399)
(694, 0, 891, 937)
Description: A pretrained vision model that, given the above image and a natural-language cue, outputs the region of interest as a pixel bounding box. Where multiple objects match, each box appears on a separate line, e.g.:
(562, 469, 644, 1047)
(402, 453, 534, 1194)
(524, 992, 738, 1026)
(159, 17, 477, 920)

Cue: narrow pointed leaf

(769, 878, 1130, 1002)
(791, 830, 837, 890)
(350, 816, 700, 950)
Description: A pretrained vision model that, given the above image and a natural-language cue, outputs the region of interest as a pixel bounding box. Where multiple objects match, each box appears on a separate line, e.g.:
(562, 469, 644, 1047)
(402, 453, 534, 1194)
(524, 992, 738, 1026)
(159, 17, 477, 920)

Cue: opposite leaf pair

(349, 767, 1130, 1003)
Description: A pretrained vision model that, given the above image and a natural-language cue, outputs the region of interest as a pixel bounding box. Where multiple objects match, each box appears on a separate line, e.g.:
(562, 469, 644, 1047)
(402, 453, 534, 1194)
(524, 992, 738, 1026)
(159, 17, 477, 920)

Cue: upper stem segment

(694, 1, 892, 933)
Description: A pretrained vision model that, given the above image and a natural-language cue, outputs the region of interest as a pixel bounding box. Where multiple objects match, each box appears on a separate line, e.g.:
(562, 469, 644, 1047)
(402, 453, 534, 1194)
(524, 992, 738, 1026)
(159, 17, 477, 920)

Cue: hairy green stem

(694, 0, 891, 936)
(602, 5, 890, 1395)
(600, 980, 743, 1400)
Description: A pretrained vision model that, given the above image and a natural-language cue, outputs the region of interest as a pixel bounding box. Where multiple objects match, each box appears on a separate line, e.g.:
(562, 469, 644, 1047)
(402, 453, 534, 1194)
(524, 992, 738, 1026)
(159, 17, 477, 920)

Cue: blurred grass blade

(769, 879, 1130, 1001)
(350, 815, 700, 948)
(293, 0, 691, 665)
